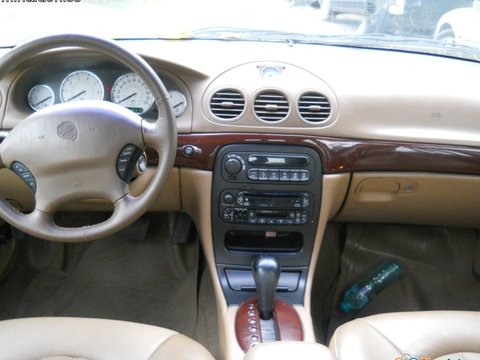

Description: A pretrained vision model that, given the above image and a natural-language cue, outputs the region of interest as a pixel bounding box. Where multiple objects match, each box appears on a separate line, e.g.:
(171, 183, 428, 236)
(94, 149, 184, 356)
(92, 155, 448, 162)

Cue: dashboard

(1, 39, 480, 228)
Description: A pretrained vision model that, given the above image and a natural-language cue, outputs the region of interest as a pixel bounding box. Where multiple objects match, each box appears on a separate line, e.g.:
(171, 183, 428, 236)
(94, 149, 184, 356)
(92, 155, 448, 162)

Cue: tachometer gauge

(111, 72, 154, 115)
(168, 90, 187, 118)
(28, 84, 55, 111)
(60, 70, 104, 103)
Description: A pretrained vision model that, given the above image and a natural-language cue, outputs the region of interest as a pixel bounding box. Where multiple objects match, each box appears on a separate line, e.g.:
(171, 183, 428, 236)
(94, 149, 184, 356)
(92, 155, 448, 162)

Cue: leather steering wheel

(0, 34, 176, 242)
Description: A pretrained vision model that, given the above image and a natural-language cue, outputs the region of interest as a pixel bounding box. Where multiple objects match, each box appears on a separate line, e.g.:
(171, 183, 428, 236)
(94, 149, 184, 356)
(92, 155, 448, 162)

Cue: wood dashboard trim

(156, 133, 480, 175)
(3, 130, 479, 175)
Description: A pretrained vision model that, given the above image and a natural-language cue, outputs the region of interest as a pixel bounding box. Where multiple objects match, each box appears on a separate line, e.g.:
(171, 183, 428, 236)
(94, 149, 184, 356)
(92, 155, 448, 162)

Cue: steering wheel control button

(117, 144, 144, 183)
(11, 161, 36, 193)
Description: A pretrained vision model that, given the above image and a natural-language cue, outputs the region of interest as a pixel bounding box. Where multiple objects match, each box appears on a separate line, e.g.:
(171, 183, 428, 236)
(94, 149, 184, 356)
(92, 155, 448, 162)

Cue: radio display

(248, 154, 310, 167)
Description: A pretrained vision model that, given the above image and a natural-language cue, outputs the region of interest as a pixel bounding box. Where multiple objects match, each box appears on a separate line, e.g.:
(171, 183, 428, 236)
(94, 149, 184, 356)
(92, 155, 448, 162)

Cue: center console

(212, 144, 322, 306)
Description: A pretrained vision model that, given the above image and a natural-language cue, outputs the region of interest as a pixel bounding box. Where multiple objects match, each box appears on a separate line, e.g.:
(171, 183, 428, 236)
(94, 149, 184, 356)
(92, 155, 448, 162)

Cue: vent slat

(210, 89, 245, 120)
(298, 92, 331, 123)
(254, 91, 289, 122)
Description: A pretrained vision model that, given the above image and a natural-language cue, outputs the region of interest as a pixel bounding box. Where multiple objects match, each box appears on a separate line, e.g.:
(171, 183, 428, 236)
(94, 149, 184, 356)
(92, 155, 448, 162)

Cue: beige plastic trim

(336, 172, 480, 228)
(244, 341, 336, 360)
(304, 174, 350, 315)
(180, 169, 350, 360)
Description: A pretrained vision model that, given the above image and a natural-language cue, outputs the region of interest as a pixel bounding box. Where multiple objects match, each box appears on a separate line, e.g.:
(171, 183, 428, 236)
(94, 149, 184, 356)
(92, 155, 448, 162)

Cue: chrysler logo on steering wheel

(57, 121, 78, 141)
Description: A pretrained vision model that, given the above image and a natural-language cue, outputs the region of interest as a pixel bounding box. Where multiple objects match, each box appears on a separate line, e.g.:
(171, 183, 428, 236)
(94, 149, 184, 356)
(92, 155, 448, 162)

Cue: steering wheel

(0, 34, 177, 242)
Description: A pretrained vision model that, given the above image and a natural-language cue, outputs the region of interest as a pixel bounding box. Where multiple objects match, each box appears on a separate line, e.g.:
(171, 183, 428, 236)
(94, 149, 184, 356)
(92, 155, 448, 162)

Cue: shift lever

(251, 256, 280, 320)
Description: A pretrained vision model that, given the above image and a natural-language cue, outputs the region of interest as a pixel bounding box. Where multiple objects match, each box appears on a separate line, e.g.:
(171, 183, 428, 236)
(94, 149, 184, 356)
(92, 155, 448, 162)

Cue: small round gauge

(60, 70, 104, 103)
(111, 72, 154, 115)
(168, 90, 187, 118)
(28, 84, 55, 111)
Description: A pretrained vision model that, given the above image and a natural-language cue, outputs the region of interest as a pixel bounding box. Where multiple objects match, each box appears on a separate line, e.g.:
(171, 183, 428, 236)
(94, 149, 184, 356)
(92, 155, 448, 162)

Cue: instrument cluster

(26, 66, 187, 118)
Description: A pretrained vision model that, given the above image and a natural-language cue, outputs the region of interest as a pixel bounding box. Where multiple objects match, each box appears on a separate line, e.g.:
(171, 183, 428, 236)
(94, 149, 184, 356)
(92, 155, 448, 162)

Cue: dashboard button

(258, 169, 269, 181)
(247, 168, 258, 180)
(268, 169, 279, 181)
(279, 170, 290, 181)
(300, 170, 310, 182)
(290, 170, 300, 182)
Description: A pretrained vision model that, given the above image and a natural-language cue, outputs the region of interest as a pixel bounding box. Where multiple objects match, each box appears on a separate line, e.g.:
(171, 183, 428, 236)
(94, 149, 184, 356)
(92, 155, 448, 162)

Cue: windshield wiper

(186, 27, 327, 43)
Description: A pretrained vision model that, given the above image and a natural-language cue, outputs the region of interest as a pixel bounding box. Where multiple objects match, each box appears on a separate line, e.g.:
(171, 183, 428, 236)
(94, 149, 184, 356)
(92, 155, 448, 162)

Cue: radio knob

(223, 193, 234, 204)
(225, 158, 242, 175)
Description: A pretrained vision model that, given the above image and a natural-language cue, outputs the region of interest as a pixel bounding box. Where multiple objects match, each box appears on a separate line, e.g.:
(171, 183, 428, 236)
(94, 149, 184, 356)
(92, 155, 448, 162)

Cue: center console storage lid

(244, 341, 336, 360)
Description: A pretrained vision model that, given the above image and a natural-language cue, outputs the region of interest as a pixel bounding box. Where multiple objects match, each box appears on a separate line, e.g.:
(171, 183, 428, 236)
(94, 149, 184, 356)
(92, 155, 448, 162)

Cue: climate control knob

(225, 158, 242, 175)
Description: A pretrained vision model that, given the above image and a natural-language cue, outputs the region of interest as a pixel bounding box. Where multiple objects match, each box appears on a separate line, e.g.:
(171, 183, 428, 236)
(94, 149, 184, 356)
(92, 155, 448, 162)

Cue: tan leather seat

(0, 317, 214, 360)
(329, 311, 480, 360)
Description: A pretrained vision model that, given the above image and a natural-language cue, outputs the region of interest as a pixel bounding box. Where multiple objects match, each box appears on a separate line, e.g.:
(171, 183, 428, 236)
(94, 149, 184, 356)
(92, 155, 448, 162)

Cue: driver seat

(0, 317, 214, 360)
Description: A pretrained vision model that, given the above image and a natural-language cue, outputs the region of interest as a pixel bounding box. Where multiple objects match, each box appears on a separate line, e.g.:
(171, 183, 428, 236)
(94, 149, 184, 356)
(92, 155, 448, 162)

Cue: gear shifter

(251, 256, 280, 320)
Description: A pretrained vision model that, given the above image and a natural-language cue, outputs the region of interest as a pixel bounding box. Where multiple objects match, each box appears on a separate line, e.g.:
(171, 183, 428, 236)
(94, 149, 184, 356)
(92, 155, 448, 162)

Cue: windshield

(1, 0, 480, 60)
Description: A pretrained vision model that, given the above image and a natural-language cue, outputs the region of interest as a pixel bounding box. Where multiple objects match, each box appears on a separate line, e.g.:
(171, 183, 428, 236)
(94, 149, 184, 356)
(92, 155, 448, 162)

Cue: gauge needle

(67, 90, 86, 102)
(33, 96, 52, 107)
(119, 93, 137, 103)
(173, 102, 184, 109)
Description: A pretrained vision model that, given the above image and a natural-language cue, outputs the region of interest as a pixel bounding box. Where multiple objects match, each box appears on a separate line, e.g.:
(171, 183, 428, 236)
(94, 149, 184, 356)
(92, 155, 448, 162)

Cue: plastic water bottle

(339, 259, 403, 313)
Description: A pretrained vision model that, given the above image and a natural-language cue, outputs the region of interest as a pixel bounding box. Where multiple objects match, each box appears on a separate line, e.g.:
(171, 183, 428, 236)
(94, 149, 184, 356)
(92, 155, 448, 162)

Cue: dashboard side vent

(210, 89, 245, 120)
(254, 91, 289, 122)
(298, 92, 331, 123)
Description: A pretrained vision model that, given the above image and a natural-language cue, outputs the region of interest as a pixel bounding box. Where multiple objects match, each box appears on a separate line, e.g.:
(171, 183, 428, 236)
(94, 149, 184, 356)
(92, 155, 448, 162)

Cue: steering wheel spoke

(141, 99, 176, 151)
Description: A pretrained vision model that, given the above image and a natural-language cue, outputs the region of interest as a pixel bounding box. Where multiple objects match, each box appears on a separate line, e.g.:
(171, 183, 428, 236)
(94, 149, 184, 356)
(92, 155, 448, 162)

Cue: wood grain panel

(159, 133, 480, 175)
(235, 298, 303, 353)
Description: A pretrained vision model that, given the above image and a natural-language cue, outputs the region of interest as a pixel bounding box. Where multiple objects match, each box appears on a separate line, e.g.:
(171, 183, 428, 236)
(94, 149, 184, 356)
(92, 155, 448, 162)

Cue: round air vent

(254, 91, 289, 122)
(210, 89, 245, 120)
(298, 92, 331, 123)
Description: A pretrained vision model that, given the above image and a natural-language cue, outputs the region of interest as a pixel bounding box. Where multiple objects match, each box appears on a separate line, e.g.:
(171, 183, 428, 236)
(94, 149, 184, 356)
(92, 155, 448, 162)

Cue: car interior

(0, 1, 480, 359)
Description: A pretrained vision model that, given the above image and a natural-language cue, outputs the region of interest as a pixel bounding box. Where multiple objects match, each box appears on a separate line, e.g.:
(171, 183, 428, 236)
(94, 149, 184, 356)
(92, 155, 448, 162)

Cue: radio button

(276, 219, 286, 225)
(258, 169, 269, 181)
(268, 169, 280, 181)
(290, 170, 301, 182)
(247, 169, 258, 180)
(258, 217, 267, 224)
(279, 170, 290, 181)
(286, 219, 295, 225)
(302, 195, 311, 208)
(248, 218, 258, 224)
(267, 218, 276, 225)
(300, 170, 311, 182)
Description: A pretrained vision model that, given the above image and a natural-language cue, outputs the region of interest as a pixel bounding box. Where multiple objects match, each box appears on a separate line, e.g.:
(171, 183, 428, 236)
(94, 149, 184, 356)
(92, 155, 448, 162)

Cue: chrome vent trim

(298, 92, 331, 123)
(210, 89, 245, 120)
(254, 91, 289, 122)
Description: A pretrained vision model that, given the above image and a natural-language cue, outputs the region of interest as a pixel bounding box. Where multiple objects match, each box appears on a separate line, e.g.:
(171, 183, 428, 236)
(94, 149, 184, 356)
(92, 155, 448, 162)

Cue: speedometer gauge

(111, 72, 154, 115)
(60, 70, 104, 103)
(28, 84, 55, 111)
